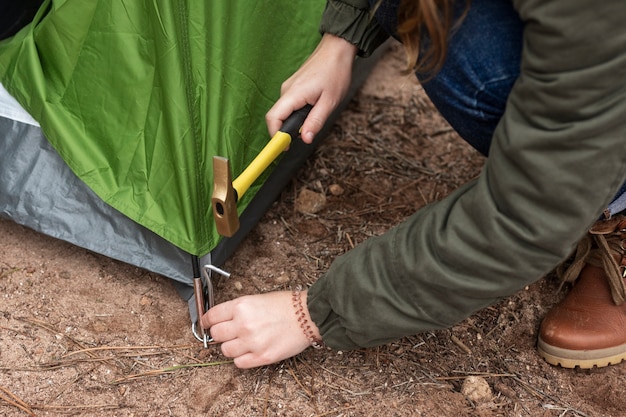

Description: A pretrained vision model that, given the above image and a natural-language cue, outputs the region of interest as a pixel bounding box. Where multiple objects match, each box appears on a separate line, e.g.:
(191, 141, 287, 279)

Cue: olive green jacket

(308, 0, 626, 349)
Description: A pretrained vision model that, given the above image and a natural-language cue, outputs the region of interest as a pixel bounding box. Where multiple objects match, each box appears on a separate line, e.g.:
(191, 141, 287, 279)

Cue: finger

(266, 97, 311, 137)
(220, 339, 251, 360)
(233, 351, 279, 369)
(207, 321, 239, 343)
(200, 301, 232, 328)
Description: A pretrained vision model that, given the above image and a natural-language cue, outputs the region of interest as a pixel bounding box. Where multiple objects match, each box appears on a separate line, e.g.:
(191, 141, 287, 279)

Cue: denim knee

(371, 0, 523, 156)
(419, 0, 523, 156)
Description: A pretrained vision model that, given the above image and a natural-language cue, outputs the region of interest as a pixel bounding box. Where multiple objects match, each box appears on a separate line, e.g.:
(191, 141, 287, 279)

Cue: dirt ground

(1, 43, 625, 417)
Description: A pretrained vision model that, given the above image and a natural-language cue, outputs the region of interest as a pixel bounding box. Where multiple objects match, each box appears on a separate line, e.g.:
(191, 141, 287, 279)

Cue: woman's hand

(266, 33, 358, 144)
(201, 290, 321, 369)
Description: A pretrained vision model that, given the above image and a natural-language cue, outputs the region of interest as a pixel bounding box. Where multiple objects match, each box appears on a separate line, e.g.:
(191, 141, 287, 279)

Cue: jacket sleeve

(308, 0, 626, 350)
(319, 0, 389, 56)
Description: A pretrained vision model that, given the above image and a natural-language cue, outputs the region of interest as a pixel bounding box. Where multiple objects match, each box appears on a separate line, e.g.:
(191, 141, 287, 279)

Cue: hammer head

(211, 156, 239, 237)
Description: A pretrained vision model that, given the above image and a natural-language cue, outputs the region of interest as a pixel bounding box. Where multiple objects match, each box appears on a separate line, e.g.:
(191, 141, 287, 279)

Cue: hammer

(212, 105, 312, 237)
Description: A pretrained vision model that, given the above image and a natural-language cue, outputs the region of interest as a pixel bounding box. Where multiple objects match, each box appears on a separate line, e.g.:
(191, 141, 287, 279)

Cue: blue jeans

(371, 0, 626, 215)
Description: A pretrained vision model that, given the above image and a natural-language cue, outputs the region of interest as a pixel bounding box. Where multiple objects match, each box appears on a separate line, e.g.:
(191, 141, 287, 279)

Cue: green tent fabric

(0, 0, 325, 256)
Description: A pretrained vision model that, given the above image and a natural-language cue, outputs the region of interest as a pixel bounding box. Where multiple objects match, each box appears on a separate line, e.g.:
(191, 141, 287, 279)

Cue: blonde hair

(390, 0, 470, 76)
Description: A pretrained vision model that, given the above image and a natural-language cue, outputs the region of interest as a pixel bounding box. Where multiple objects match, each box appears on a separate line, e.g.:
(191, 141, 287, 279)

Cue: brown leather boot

(537, 215, 626, 369)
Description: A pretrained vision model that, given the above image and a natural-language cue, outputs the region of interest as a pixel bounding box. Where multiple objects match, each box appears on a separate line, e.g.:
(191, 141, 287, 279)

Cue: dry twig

(110, 360, 232, 384)
(0, 385, 35, 416)
(31, 403, 120, 413)
(62, 344, 197, 358)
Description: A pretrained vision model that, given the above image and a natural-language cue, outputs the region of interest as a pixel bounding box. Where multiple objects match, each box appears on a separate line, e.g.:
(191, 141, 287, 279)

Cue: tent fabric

(0, 0, 325, 256)
(0, 83, 39, 126)
(0, 114, 208, 287)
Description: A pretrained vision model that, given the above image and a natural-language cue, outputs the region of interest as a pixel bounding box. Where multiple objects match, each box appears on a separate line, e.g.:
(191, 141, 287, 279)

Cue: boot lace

(556, 214, 626, 305)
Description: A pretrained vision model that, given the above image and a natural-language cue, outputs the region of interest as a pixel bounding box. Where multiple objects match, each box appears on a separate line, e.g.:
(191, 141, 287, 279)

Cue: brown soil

(1, 43, 624, 417)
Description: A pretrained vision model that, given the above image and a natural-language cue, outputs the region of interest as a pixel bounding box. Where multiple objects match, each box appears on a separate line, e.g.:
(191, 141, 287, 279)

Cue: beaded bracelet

(292, 286, 323, 349)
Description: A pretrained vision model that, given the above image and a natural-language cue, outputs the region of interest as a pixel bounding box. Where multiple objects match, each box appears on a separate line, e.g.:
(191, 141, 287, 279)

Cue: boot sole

(537, 336, 626, 369)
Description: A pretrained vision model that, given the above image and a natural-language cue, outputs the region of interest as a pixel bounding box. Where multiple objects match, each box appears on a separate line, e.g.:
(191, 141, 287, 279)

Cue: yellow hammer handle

(231, 131, 292, 198)
(230, 104, 312, 200)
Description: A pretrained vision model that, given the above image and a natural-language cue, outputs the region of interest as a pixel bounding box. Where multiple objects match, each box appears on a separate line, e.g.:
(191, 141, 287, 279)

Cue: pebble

(274, 273, 290, 285)
(328, 183, 344, 196)
(295, 188, 326, 214)
(461, 376, 492, 403)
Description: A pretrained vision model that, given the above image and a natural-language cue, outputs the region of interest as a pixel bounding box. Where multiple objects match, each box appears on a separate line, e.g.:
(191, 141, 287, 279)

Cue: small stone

(295, 188, 326, 214)
(328, 183, 344, 196)
(494, 381, 517, 399)
(274, 273, 290, 285)
(139, 295, 152, 306)
(92, 321, 108, 332)
(461, 376, 492, 403)
(233, 281, 243, 291)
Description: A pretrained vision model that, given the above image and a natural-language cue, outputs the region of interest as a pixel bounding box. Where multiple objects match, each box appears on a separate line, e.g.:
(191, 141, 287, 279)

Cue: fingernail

(303, 131, 314, 143)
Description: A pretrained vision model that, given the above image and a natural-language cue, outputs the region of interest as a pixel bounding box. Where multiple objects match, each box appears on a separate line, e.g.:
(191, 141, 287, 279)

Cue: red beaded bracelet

(292, 286, 323, 349)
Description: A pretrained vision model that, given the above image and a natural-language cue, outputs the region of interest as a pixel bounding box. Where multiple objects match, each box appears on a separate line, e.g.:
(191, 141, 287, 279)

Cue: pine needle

(0, 385, 35, 416)
(110, 360, 233, 384)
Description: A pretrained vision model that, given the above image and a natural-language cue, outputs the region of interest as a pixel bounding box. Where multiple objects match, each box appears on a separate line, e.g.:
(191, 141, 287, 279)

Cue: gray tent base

(0, 47, 384, 341)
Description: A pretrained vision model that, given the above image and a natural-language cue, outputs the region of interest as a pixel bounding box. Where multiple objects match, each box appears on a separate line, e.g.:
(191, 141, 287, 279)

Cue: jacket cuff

(319, 1, 389, 57)
(307, 273, 360, 350)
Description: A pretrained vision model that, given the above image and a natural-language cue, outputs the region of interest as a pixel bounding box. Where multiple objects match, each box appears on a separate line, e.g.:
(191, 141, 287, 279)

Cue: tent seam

(177, 0, 209, 255)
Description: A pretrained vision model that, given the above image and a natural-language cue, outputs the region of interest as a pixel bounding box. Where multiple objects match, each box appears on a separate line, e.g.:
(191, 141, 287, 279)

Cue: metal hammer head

(211, 156, 239, 237)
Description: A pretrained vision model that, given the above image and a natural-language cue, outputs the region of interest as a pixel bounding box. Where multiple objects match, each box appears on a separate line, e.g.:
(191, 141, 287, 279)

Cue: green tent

(0, 0, 380, 336)
(0, 0, 331, 255)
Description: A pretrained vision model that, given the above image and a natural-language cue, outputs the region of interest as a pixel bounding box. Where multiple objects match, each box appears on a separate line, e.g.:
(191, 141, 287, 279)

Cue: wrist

(292, 286, 323, 349)
(317, 33, 358, 61)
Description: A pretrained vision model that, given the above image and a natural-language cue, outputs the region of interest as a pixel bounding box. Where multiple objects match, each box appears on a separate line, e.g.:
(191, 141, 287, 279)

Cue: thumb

(300, 100, 335, 144)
